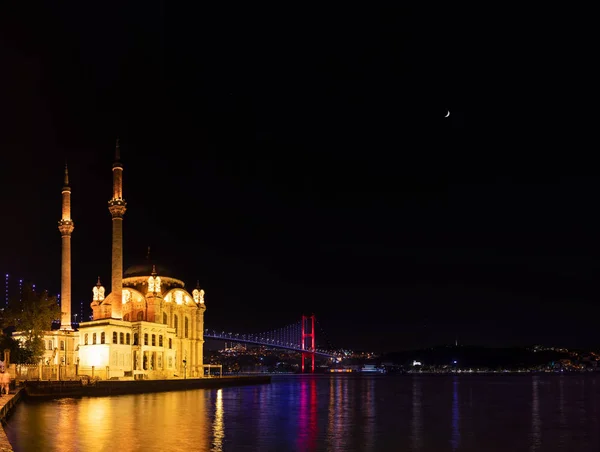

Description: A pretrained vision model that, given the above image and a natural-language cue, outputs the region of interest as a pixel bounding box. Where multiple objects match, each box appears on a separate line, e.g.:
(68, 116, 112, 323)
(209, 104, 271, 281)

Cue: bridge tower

(301, 314, 315, 373)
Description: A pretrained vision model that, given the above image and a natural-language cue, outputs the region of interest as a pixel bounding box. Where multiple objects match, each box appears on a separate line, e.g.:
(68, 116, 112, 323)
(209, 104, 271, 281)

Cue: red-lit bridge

(204, 315, 339, 372)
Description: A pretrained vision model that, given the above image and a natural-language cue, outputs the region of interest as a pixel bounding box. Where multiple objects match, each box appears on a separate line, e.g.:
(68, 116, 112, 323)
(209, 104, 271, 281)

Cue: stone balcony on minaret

(108, 199, 127, 218)
(58, 219, 74, 237)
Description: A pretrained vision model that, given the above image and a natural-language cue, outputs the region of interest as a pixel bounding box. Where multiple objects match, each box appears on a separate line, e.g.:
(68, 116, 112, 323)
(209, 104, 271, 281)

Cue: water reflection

(9, 375, 600, 451)
(363, 378, 376, 452)
(451, 377, 460, 451)
(411, 376, 423, 451)
(577, 378, 587, 440)
(327, 378, 336, 450)
(310, 378, 317, 447)
(592, 379, 597, 426)
(212, 389, 224, 452)
(558, 377, 566, 430)
(159, 391, 210, 452)
(54, 399, 78, 449)
(530, 376, 541, 451)
(7, 392, 210, 452)
(297, 378, 318, 452)
(255, 383, 277, 443)
(327, 377, 349, 452)
(80, 397, 113, 451)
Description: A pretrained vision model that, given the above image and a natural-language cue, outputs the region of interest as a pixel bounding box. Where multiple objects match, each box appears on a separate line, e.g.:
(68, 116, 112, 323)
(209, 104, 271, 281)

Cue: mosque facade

(19, 141, 207, 380)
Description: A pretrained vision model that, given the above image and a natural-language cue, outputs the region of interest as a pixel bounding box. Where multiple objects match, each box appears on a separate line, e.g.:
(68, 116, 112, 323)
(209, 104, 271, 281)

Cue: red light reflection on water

(297, 377, 318, 451)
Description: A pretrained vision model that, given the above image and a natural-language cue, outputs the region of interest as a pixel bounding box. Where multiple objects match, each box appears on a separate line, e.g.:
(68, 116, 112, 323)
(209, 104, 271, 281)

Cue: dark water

(4, 374, 600, 451)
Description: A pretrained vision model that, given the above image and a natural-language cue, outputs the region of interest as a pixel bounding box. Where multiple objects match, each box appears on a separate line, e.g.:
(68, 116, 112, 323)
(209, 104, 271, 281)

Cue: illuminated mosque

(25, 141, 208, 380)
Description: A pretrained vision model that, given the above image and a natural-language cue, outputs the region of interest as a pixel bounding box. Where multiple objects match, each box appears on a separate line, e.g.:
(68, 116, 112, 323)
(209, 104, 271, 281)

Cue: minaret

(58, 163, 74, 330)
(108, 139, 126, 319)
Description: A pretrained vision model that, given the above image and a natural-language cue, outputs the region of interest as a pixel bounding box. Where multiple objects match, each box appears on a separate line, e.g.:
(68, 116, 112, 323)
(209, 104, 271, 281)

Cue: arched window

(137, 311, 144, 321)
(48, 340, 53, 350)
(113, 332, 117, 343)
(124, 313, 130, 321)
(133, 333, 138, 346)
(126, 333, 131, 345)
(184, 317, 189, 338)
(163, 313, 167, 325)
(174, 315, 178, 335)
(93, 333, 97, 345)
(159, 335, 163, 347)
(120, 332, 124, 344)
(60, 341, 65, 351)
(101, 332, 105, 344)
(84, 334, 88, 345)
(144, 333, 148, 345)
(152, 334, 156, 346)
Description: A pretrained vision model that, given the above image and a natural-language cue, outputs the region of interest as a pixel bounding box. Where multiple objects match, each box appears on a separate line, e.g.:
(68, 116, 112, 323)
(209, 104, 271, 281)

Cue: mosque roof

(123, 261, 174, 278)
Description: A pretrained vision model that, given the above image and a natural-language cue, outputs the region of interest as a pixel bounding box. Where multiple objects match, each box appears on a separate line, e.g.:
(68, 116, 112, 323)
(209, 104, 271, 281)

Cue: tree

(0, 332, 33, 364)
(0, 282, 62, 364)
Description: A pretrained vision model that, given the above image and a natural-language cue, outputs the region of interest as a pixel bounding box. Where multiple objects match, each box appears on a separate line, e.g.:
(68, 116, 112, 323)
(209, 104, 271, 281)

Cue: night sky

(5, 4, 596, 354)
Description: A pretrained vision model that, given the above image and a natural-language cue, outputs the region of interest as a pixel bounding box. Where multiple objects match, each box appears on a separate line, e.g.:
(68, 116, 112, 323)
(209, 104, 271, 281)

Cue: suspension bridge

(204, 315, 340, 372)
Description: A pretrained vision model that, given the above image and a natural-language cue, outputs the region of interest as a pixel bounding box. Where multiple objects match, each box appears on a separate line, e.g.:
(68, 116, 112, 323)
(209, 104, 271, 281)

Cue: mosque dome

(123, 261, 174, 278)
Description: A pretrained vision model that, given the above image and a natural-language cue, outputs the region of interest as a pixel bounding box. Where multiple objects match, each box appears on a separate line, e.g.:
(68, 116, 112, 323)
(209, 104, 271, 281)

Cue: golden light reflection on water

(327, 377, 350, 452)
(79, 397, 113, 451)
(69, 391, 211, 452)
(212, 389, 224, 452)
(54, 399, 78, 448)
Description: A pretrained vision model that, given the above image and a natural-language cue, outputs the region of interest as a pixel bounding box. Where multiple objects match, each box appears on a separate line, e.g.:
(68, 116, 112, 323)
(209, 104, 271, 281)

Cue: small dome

(123, 261, 174, 278)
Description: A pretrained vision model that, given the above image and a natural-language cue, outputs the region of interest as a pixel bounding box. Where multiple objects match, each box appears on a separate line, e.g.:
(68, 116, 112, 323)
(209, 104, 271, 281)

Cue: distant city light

(413, 360, 422, 366)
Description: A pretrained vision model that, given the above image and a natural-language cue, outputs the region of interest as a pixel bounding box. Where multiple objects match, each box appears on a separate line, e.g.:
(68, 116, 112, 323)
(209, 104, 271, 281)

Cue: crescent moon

(445, 111, 450, 118)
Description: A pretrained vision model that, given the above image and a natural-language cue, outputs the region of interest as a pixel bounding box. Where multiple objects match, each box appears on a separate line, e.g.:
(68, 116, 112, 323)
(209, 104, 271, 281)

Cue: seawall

(1, 389, 23, 451)
(24, 375, 271, 398)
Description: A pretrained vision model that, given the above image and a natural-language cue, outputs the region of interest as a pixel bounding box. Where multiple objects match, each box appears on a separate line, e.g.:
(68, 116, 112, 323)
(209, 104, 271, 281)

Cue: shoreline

(22, 375, 272, 399)
(389, 371, 600, 376)
(1, 389, 23, 452)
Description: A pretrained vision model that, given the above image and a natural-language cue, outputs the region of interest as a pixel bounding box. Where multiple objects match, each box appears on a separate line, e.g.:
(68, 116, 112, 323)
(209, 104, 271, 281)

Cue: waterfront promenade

(23, 375, 270, 398)
(1, 389, 21, 452)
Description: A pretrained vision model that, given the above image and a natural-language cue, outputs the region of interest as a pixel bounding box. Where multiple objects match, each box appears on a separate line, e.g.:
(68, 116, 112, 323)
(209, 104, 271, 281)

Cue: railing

(10, 363, 223, 381)
(12, 364, 79, 381)
(202, 364, 223, 378)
